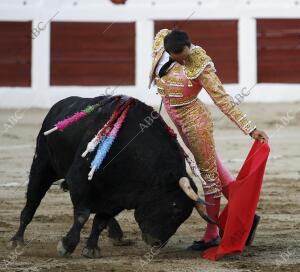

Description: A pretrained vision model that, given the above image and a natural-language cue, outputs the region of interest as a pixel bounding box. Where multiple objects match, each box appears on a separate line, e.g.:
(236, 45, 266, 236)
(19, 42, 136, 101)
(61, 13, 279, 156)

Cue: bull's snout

(142, 233, 163, 248)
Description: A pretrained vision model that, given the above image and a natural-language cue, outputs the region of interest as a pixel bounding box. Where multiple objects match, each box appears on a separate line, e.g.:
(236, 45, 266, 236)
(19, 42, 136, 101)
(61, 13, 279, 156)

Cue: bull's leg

(82, 215, 133, 258)
(108, 217, 123, 242)
(57, 168, 91, 257)
(107, 218, 132, 246)
(82, 215, 131, 258)
(82, 214, 110, 258)
(57, 207, 90, 257)
(10, 138, 58, 248)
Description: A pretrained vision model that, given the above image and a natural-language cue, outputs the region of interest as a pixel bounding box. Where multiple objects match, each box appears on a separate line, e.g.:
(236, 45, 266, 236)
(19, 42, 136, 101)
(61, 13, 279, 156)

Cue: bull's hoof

(110, 238, 133, 246)
(82, 246, 101, 258)
(57, 240, 72, 257)
(8, 237, 24, 249)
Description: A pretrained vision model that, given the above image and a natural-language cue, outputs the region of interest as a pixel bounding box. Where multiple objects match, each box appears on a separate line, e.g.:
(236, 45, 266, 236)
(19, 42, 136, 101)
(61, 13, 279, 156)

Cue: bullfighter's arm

(198, 65, 257, 135)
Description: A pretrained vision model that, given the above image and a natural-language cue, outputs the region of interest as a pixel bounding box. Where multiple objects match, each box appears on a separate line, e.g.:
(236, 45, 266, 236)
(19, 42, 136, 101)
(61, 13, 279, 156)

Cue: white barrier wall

(0, 0, 300, 108)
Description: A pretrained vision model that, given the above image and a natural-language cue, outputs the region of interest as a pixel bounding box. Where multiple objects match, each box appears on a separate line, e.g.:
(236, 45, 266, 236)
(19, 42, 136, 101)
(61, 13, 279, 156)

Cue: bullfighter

(149, 28, 269, 250)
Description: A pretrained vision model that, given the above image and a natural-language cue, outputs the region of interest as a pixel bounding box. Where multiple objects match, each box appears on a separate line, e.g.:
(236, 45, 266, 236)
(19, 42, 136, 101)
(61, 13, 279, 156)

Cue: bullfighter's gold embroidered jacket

(149, 29, 256, 135)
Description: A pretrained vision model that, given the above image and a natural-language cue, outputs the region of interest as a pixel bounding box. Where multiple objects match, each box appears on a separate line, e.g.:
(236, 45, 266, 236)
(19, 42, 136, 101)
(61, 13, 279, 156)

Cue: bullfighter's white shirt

(155, 50, 176, 76)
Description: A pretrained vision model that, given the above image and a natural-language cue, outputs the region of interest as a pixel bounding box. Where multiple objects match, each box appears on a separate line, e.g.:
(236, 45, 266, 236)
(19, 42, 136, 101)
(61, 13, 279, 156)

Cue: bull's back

(38, 95, 185, 199)
(40, 96, 116, 176)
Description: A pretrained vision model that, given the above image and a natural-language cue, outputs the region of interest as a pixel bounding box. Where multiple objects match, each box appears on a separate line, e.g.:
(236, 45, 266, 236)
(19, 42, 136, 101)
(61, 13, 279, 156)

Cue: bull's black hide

(10, 95, 197, 258)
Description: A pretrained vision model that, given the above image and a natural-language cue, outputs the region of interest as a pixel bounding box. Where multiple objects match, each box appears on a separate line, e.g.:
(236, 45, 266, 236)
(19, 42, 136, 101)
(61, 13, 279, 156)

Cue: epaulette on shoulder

(153, 29, 171, 54)
(184, 45, 216, 79)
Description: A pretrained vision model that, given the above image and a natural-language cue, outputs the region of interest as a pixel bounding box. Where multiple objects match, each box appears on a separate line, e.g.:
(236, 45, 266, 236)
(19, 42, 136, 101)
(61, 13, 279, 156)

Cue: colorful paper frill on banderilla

(87, 103, 132, 180)
(43, 102, 111, 136)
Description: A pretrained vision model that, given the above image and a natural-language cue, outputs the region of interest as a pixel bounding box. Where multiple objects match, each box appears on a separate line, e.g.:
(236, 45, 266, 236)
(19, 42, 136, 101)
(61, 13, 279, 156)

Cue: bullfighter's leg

(163, 98, 222, 249)
(216, 154, 235, 199)
(178, 107, 221, 245)
(10, 134, 58, 248)
(57, 166, 91, 257)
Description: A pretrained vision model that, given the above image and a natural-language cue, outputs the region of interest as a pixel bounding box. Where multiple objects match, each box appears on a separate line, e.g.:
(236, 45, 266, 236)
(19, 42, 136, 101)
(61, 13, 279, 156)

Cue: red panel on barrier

(51, 22, 135, 86)
(257, 19, 300, 83)
(0, 21, 31, 87)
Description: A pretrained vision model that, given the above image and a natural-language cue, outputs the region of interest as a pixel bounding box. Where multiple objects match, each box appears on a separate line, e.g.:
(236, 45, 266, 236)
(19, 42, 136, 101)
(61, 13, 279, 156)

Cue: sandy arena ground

(0, 101, 300, 272)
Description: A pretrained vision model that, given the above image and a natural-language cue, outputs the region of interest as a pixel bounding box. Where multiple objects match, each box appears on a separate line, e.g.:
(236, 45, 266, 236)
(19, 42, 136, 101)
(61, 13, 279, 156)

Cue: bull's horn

(195, 206, 217, 225)
(179, 177, 217, 225)
(179, 177, 213, 206)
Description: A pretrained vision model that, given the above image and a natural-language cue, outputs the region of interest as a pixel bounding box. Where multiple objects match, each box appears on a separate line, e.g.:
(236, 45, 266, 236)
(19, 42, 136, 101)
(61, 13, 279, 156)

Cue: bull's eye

(171, 202, 181, 216)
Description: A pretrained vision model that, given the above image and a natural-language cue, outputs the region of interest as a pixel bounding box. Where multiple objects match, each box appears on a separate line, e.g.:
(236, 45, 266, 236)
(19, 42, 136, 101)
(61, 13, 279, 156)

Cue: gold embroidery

(199, 65, 257, 135)
(151, 32, 218, 108)
(161, 76, 185, 87)
(149, 29, 171, 88)
(152, 29, 171, 54)
(168, 96, 198, 106)
(157, 88, 166, 96)
(155, 62, 202, 106)
(163, 98, 222, 197)
(184, 45, 216, 80)
(155, 76, 184, 98)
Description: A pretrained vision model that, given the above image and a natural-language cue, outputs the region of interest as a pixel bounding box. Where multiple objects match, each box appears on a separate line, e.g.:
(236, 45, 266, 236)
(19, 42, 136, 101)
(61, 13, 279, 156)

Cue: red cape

(202, 140, 270, 261)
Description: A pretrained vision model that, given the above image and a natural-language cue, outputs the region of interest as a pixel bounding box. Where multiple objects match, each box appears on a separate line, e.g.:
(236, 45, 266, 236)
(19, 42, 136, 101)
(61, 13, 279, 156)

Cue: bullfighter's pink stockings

(216, 155, 235, 199)
(202, 194, 220, 242)
(202, 156, 235, 242)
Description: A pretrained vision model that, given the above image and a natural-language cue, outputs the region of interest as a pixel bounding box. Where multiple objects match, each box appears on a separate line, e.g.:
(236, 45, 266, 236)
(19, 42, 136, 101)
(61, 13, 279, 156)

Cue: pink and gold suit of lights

(149, 29, 257, 198)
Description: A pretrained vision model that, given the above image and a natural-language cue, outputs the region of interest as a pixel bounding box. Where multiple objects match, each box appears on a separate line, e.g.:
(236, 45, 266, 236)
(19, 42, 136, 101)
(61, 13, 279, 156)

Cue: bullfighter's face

(134, 177, 196, 247)
(169, 45, 190, 65)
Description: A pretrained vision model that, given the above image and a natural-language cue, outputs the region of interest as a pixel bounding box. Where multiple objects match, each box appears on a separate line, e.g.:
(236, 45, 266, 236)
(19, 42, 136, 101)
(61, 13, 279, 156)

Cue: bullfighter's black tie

(159, 56, 175, 78)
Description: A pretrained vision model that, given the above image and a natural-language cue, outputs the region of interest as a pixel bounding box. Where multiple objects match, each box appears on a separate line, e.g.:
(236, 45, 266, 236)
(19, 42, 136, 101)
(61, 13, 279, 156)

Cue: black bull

(10, 95, 201, 258)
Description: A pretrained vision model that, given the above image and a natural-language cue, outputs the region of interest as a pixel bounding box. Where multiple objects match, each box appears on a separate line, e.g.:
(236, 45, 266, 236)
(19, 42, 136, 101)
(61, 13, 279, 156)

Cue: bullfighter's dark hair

(164, 29, 191, 54)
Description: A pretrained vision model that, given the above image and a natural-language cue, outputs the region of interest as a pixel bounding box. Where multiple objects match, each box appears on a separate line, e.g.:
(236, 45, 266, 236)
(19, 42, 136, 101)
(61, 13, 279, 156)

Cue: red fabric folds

(202, 140, 270, 261)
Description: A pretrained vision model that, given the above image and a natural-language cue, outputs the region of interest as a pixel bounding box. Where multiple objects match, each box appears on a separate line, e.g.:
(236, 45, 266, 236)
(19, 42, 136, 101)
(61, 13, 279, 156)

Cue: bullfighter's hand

(250, 129, 269, 143)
